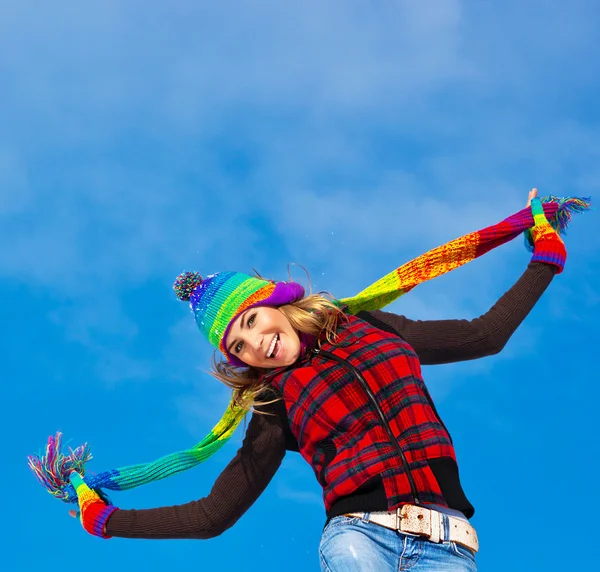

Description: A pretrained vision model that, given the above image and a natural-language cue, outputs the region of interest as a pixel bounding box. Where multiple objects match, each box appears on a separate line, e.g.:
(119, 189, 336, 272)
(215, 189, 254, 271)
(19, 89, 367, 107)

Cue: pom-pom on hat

(173, 271, 305, 365)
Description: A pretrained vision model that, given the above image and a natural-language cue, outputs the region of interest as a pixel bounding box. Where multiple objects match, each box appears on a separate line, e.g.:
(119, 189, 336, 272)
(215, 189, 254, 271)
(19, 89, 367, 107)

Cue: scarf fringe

(545, 195, 591, 235)
(28, 404, 246, 503)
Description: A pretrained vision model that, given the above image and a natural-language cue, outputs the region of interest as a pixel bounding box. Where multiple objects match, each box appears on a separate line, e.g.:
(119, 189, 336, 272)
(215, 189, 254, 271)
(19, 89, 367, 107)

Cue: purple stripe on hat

(223, 281, 305, 366)
(268, 281, 306, 305)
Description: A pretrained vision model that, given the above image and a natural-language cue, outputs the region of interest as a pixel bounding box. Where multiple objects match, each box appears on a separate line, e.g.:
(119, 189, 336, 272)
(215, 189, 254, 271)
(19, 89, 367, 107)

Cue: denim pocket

(319, 516, 395, 572)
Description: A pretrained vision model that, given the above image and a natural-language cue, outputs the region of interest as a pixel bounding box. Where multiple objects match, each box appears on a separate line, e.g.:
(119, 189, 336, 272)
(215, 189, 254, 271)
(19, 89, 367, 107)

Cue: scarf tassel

(546, 195, 592, 235)
(27, 433, 92, 501)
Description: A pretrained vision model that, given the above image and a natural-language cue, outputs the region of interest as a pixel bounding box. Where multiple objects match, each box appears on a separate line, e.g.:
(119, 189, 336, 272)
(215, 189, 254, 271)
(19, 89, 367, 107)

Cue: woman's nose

(250, 334, 263, 353)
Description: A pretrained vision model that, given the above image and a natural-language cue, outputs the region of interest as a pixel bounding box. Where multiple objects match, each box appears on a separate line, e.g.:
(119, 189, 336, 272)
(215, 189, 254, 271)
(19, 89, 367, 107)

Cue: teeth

(267, 334, 278, 358)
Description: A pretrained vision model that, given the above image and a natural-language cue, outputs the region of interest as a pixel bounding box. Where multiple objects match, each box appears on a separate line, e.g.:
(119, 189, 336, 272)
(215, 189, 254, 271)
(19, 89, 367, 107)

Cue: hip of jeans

(319, 515, 477, 572)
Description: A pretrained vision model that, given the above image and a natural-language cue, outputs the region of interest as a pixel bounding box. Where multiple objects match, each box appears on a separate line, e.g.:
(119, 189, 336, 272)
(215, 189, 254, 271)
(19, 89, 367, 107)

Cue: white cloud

(1, 0, 598, 396)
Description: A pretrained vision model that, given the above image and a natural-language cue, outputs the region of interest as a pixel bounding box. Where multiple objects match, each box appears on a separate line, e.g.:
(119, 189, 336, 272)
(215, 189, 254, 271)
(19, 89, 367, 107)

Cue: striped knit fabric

(189, 272, 275, 350)
(29, 403, 248, 503)
(338, 199, 560, 314)
(526, 198, 567, 272)
(28, 196, 590, 505)
(173, 271, 304, 363)
(70, 472, 118, 538)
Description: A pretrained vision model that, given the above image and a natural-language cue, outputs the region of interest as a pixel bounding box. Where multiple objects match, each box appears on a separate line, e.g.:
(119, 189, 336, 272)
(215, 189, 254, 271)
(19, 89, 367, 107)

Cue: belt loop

(440, 513, 449, 543)
(361, 512, 370, 524)
(429, 509, 441, 543)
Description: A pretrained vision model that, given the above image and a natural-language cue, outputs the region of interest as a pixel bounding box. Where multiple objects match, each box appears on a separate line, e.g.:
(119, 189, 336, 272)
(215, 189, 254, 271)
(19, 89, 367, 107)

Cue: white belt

(346, 504, 479, 553)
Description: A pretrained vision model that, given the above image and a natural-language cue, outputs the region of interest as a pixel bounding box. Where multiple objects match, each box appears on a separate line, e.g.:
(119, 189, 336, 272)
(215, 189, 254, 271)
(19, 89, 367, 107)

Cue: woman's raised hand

(526, 188, 538, 208)
(68, 472, 119, 538)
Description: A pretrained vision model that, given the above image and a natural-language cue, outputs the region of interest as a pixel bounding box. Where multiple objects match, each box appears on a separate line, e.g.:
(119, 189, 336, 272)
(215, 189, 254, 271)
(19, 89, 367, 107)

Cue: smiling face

(225, 306, 301, 368)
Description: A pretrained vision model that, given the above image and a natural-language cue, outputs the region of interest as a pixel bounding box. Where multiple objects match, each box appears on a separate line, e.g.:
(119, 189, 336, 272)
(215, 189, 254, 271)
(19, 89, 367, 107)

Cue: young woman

(69, 190, 566, 571)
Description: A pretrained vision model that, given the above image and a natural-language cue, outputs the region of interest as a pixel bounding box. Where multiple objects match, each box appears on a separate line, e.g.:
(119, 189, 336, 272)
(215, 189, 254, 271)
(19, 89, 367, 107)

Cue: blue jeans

(319, 514, 477, 571)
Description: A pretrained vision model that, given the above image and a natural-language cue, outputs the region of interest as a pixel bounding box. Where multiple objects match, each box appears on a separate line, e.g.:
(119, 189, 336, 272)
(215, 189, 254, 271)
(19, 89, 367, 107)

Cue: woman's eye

(235, 341, 243, 353)
(248, 314, 256, 327)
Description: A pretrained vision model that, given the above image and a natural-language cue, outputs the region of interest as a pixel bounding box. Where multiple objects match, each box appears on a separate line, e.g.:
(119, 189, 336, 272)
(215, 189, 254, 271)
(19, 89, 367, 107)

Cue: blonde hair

(211, 294, 345, 412)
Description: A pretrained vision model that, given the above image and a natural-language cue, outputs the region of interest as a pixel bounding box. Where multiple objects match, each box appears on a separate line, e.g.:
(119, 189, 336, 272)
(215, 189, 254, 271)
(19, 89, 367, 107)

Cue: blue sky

(2, 1, 599, 570)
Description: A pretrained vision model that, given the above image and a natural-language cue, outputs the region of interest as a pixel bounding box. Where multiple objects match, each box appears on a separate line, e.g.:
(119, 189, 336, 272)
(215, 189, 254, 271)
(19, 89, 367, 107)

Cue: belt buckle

(396, 504, 435, 540)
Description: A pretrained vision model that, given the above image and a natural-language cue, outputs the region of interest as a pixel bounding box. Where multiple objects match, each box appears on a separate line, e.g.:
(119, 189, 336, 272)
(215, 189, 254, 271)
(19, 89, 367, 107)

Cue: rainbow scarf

(28, 196, 590, 504)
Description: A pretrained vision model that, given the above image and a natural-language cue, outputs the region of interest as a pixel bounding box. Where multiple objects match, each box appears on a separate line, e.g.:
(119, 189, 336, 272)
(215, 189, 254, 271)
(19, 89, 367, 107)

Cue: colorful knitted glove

(526, 198, 567, 273)
(70, 472, 118, 538)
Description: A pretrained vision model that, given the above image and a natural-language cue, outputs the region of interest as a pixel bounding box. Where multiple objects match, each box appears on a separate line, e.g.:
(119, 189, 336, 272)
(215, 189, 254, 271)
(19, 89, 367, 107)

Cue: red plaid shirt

(269, 314, 456, 512)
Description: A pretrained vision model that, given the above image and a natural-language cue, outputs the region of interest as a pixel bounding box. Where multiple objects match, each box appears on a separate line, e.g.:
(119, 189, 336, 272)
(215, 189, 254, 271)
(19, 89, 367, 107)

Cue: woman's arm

(104, 405, 288, 539)
(359, 262, 556, 365)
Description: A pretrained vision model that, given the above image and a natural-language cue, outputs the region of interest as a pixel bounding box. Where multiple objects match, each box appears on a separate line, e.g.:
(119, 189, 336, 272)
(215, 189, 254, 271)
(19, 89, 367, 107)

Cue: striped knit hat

(173, 271, 305, 365)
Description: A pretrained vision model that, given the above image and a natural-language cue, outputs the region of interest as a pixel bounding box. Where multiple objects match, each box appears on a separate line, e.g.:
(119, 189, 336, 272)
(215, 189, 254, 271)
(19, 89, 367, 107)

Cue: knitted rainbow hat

(173, 271, 305, 364)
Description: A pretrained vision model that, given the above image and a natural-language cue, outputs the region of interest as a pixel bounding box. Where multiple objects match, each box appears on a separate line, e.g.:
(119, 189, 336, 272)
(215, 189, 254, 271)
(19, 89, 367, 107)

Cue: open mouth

(266, 334, 280, 358)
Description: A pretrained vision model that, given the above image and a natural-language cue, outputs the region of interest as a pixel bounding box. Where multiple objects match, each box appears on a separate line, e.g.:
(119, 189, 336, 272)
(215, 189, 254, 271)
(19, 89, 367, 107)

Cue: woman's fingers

(527, 188, 538, 207)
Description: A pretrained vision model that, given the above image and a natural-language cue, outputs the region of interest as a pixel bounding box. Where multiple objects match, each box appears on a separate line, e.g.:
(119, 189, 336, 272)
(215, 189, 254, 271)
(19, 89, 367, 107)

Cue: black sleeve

(105, 407, 288, 539)
(358, 262, 556, 365)
(258, 387, 299, 452)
